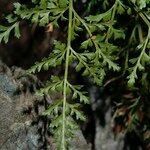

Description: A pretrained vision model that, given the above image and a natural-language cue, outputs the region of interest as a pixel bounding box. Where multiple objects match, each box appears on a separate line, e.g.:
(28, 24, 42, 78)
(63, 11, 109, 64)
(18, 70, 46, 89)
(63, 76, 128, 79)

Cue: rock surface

(89, 86, 125, 150)
(0, 61, 46, 150)
(0, 61, 91, 150)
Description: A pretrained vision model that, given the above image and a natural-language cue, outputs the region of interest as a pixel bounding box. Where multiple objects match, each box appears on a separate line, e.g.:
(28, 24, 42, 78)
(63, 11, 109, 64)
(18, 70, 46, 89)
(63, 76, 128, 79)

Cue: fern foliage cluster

(0, 0, 150, 149)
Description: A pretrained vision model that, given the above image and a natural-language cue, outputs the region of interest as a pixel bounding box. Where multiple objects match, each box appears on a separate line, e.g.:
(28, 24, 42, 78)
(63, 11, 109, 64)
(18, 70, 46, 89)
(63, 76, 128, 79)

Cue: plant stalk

(62, 0, 73, 149)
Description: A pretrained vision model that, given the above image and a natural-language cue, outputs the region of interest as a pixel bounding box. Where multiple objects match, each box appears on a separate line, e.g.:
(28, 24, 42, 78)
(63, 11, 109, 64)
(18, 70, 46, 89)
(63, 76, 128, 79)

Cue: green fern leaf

(0, 22, 20, 43)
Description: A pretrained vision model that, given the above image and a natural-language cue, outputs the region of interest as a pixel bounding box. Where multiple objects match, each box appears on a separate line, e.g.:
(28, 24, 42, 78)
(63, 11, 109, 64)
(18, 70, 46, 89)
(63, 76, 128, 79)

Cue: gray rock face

(94, 107, 124, 150)
(0, 62, 43, 150)
(70, 130, 91, 150)
(89, 86, 125, 150)
(0, 62, 91, 150)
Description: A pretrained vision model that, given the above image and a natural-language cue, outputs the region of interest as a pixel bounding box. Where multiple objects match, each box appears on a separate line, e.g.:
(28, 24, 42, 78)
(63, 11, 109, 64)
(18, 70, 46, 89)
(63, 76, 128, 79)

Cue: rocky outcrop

(0, 61, 47, 150)
(0, 61, 91, 150)
(89, 86, 124, 150)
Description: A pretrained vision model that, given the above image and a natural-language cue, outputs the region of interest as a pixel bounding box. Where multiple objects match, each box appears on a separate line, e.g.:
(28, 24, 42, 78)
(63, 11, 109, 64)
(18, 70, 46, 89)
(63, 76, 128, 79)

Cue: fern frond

(127, 28, 150, 86)
(36, 77, 63, 96)
(28, 41, 66, 73)
(0, 22, 20, 43)
(14, 1, 68, 27)
(67, 81, 90, 104)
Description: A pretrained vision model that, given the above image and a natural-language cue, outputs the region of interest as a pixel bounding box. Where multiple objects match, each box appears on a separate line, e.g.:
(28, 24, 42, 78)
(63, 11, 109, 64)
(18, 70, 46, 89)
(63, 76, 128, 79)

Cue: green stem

(54, 6, 69, 22)
(139, 12, 150, 28)
(132, 28, 150, 75)
(137, 28, 150, 63)
(73, 9, 92, 37)
(105, 0, 118, 42)
(73, 10, 104, 56)
(62, 0, 73, 149)
(129, 0, 150, 27)
(73, 10, 119, 71)
(70, 47, 94, 76)
(138, 24, 144, 43)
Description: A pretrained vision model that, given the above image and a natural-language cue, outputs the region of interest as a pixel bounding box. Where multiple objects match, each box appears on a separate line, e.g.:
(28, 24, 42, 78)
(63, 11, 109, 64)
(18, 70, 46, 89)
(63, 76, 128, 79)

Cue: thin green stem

(73, 10, 120, 71)
(70, 47, 94, 75)
(66, 81, 79, 93)
(138, 24, 144, 43)
(62, 0, 73, 149)
(105, 0, 118, 42)
(53, 6, 69, 22)
(129, 0, 150, 27)
(73, 10, 104, 57)
(139, 12, 150, 27)
(73, 9, 92, 37)
(137, 28, 150, 64)
(131, 28, 150, 75)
